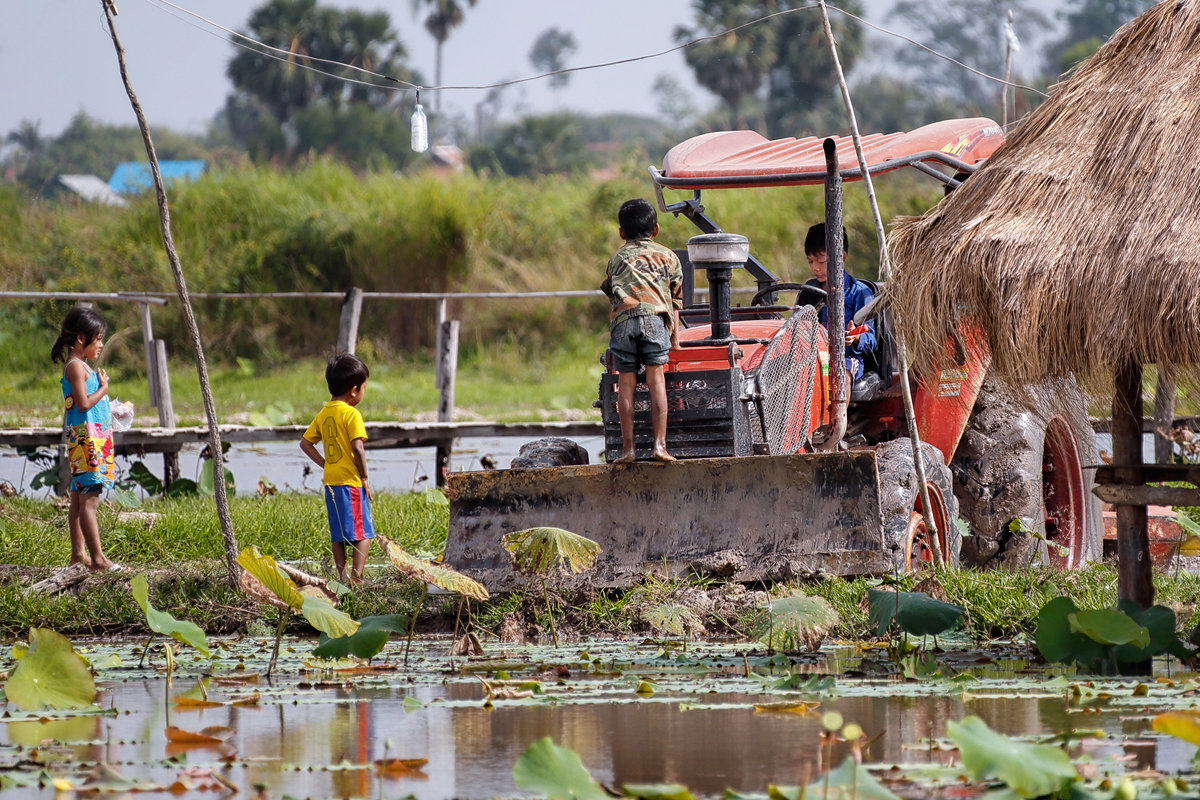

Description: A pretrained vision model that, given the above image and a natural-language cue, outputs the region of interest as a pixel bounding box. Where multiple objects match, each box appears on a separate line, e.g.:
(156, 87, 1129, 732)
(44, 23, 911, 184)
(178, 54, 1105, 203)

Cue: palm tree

(675, 0, 777, 130)
(412, 0, 477, 111)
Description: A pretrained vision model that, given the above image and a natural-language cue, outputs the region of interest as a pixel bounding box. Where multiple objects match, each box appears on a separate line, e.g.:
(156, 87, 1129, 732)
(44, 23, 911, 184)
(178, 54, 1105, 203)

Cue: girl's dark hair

(51, 307, 107, 364)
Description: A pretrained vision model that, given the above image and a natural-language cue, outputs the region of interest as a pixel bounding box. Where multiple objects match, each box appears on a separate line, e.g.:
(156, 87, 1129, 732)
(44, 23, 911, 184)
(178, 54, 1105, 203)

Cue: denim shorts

(609, 313, 672, 373)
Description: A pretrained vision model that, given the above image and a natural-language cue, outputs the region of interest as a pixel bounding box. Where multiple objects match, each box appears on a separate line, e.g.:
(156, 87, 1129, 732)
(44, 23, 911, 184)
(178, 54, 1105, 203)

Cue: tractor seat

(849, 372, 884, 403)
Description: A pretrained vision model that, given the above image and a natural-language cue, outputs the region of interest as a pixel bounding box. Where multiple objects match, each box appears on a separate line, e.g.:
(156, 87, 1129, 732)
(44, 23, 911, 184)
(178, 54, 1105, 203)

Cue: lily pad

(378, 534, 489, 600)
(867, 589, 962, 637)
(5, 628, 97, 711)
(512, 737, 609, 800)
(752, 592, 839, 652)
(946, 715, 1077, 798)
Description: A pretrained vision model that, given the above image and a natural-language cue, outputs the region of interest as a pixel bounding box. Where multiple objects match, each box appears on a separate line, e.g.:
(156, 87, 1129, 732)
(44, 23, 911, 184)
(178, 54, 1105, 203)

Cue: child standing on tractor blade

(601, 198, 683, 464)
(300, 353, 374, 585)
(53, 307, 121, 572)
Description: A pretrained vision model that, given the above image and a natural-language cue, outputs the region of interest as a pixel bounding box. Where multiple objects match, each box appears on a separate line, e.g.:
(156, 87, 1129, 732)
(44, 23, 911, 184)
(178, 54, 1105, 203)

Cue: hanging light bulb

(411, 89, 428, 153)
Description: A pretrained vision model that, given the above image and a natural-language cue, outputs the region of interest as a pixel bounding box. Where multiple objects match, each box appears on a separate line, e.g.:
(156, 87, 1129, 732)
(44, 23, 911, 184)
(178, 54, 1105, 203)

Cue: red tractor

(445, 118, 1102, 588)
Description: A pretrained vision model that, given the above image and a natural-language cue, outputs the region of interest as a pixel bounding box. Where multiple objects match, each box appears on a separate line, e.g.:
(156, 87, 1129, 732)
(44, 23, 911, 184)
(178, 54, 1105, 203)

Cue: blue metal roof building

(108, 160, 206, 194)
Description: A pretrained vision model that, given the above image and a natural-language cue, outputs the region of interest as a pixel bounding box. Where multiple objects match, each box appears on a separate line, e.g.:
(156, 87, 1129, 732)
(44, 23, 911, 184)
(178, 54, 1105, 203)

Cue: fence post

(435, 319, 459, 486)
(139, 303, 159, 407)
(1154, 366, 1177, 464)
(153, 339, 180, 484)
(337, 287, 364, 355)
(434, 296, 447, 392)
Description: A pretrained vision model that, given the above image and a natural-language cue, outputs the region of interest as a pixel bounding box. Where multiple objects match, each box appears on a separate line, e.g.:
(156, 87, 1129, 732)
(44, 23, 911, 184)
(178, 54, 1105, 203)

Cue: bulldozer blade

(444, 453, 891, 589)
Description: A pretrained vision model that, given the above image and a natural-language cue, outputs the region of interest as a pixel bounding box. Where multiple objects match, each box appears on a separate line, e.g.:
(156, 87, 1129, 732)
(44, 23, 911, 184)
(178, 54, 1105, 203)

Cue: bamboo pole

(101, 1, 240, 584)
(817, 1, 944, 568)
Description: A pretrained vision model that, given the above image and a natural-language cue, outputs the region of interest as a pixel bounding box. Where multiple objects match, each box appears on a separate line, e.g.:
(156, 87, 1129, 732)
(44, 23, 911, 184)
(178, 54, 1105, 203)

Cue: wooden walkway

(0, 421, 604, 454)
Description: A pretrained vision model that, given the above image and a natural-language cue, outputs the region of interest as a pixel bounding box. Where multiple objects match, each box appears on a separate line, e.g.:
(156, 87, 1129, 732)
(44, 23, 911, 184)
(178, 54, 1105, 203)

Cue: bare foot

(69, 557, 92, 569)
(89, 557, 117, 572)
(613, 452, 636, 465)
(652, 449, 677, 463)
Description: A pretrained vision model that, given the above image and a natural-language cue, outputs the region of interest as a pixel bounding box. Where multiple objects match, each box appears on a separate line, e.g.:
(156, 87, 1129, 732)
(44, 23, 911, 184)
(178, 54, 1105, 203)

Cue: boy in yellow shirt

(300, 354, 373, 584)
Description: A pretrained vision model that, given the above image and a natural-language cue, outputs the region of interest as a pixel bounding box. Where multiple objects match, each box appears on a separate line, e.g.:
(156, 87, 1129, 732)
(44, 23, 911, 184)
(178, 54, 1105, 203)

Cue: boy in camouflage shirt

(600, 198, 683, 464)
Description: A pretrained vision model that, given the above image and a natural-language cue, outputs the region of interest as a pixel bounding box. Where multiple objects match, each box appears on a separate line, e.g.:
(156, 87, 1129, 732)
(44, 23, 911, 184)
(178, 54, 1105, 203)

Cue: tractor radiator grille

(754, 306, 822, 455)
(599, 367, 746, 460)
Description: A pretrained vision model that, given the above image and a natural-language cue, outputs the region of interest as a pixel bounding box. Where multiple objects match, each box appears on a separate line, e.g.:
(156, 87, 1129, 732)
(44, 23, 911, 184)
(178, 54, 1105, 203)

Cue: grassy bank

(4, 493, 1200, 645)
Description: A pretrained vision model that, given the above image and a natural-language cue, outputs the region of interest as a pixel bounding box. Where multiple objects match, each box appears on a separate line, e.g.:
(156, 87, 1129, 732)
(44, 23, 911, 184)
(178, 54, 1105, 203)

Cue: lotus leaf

(947, 715, 1077, 798)
(751, 591, 839, 652)
(298, 590, 360, 639)
(131, 573, 210, 657)
(502, 526, 601, 576)
(1153, 710, 1200, 746)
(6, 628, 97, 711)
(643, 603, 704, 638)
(868, 589, 962, 637)
(1068, 609, 1150, 648)
(511, 736, 609, 800)
(622, 783, 697, 800)
(378, 534, 489, 600)
(314, 614, 409, 660)
(770, 756, 902, 800)
(237, 547, 305, 609)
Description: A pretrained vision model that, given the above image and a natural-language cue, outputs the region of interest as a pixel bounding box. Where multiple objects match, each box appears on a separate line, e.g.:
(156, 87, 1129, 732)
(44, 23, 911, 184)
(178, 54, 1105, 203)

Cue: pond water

(0, 435, 607, 496)
(2, 636, 1197, 799)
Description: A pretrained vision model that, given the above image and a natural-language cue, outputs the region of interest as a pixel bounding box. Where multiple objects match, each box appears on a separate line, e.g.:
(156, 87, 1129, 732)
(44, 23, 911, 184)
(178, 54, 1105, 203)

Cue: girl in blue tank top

(52, 307, 121, 572)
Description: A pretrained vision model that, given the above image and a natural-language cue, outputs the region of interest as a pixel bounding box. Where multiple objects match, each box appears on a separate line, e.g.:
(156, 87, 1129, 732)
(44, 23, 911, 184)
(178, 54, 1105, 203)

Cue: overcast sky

(5, 0, 1052, 141)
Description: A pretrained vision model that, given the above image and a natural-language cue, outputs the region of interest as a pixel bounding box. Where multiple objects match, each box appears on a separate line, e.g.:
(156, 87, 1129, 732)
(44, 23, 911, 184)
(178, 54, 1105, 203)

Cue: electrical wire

(143, 0, 1047, 102)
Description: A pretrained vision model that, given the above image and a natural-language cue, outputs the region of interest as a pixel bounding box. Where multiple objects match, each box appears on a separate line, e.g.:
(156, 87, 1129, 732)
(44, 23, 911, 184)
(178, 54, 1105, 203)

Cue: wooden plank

(0, 421, 604, 453)
(1113, 360, 1154, 610)
(1094, 484, 1200, 507)
(1095, 464, 1200, 486)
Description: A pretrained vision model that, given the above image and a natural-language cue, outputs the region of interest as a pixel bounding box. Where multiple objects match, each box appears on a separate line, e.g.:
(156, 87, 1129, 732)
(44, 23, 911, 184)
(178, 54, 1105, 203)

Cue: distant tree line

(1, 0, 1154, 195)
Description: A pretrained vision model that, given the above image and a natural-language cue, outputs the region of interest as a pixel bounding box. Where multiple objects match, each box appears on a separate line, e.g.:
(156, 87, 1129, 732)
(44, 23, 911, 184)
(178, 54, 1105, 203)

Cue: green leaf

(313, 614, 408, 660)
(1115, 601, 1190, 663)
(751, 592, 840, 652)
(1068, 609, 1149, 648)
(1035, 596, 1095, 665)
(130, 574, 210, 657)
(127, 461, 162, 495)
(868, 589, 962, 637)
(770, 757, 902, 800)
(421, 488, 449, 506)
(643, 604, 703, 638)
(6, 628, 97, 711)
(110, 485, 141, 508)
(511, 737, 609, 800)
(237, 546, 305, 610)
(502, 527, 601, 576)
(199, 460, 235, 498)
(166, 478, 198, 498)
(947, 715, 1077, 798)
(378, 534, 489, 600)
(622, 783, 697, 800)
(299, 590, 360, 639)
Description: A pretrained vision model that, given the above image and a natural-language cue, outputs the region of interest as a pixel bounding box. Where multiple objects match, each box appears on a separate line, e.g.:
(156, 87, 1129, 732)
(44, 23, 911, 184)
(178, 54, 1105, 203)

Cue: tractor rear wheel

(877, 438, 961, 571)
(950, 376, 1102, 568)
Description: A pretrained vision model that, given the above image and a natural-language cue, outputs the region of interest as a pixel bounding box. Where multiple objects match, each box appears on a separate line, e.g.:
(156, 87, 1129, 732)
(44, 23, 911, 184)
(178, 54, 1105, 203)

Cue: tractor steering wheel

(750, 282, 827, 309)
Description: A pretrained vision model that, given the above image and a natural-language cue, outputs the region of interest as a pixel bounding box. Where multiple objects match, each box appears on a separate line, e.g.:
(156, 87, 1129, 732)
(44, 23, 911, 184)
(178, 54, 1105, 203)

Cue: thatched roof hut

(886, 0, 1200, 384)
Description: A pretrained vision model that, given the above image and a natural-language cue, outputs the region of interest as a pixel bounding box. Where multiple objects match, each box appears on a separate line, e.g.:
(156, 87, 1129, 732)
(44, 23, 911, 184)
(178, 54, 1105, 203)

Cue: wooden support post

(434, 296, 448, 392)
(337, 287, 363, 355)
(1153, 366, 1177, 465)
(435, 319, 459, 487)
(154, 339, 180, 484)
(1113, 360, 1153, 609)
(139, 302, 158, 407)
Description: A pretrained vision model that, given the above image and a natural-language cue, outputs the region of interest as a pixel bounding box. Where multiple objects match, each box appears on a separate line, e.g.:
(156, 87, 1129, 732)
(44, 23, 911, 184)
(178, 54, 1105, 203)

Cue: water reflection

(2, 643, 1196, 799)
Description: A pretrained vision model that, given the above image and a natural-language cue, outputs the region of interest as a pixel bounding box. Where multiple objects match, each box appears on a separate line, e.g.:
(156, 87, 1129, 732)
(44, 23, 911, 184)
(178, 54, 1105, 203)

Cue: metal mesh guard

(756, 307, 821, 454)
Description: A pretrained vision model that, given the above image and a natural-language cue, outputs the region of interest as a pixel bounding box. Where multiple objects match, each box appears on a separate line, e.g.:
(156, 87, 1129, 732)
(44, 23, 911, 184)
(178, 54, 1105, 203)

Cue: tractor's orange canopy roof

(657, 117, 1004, 189)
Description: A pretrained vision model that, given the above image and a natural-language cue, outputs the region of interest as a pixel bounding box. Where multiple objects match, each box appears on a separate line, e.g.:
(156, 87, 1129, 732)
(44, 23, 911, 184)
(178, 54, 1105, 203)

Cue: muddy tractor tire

(951, 376, 1102, 568)
(877, 438, 961, 571)
(509, 437, 590, 469)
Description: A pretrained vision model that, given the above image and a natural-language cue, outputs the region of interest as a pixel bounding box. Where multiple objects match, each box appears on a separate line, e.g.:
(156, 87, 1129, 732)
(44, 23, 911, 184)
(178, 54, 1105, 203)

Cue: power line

(143, 0, 1047, 105)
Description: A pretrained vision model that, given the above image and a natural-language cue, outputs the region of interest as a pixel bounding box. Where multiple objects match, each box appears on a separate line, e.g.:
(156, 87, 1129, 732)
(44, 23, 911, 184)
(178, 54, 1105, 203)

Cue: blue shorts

(609, 313, 672, 373)
(324, 485, 375, 543)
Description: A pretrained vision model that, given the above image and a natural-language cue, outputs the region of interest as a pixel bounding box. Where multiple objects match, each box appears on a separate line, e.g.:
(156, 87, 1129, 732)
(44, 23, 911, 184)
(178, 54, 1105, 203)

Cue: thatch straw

(886, 0, 1200, 385)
